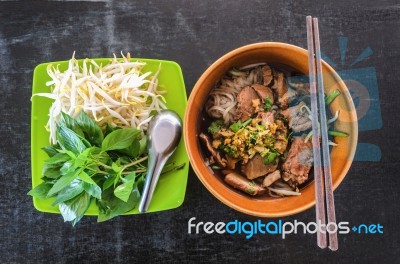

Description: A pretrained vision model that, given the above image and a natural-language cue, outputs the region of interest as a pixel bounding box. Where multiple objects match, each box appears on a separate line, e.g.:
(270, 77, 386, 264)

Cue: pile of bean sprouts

(33, 52, 167, 144)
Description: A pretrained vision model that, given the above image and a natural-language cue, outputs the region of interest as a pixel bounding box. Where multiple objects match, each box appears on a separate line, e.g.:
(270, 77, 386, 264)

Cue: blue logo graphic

(322, 36, 382, 161)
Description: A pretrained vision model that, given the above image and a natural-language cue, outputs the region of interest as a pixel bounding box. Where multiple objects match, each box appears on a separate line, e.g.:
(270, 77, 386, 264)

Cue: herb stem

(122, 156, 148, 170)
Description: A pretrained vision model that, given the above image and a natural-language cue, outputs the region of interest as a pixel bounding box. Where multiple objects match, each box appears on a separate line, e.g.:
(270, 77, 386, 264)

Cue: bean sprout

(32, 52, 166, 144)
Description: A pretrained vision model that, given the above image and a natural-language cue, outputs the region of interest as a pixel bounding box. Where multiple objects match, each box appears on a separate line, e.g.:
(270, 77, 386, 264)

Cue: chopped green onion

(325, 89, 341, 105)
(211, 165, 221, 170)
(328, 130, 349, 137)
(229, 118, 252, 132)
(242, 118, 252, 128)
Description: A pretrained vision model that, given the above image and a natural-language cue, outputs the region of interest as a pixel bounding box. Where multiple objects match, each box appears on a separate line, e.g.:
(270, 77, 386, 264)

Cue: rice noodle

(205, 66, 262, 124)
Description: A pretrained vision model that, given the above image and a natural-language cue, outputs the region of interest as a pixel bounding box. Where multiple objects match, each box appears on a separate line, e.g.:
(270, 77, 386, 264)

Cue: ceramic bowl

(184, 42, 358, 217)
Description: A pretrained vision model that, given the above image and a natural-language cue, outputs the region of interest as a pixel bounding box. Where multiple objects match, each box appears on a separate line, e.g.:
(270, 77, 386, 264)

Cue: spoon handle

(138, 153, 170, 213)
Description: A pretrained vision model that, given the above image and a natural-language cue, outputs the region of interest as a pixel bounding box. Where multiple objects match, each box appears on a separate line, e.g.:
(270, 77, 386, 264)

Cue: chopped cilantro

(264, 96, 273, 110)
(263, 150, 279, 165)
(229, 121, 242, 132)
(223, 145, 238, 158)
(208, 120, 224, 135)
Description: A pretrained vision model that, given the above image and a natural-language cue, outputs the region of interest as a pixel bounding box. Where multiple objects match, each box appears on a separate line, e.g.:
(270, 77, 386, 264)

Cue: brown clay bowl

(184, 42, 358, 217)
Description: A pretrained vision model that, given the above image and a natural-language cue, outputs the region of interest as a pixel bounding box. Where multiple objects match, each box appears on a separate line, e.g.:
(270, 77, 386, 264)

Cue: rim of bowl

(184, 42, 358, 217)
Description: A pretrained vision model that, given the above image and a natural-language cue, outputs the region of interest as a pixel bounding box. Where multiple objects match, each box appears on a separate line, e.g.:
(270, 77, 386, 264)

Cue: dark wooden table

(1, 0, 399, 263)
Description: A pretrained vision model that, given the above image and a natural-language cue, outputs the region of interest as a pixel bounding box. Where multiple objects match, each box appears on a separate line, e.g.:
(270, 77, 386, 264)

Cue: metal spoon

(138, 110, 182, 213)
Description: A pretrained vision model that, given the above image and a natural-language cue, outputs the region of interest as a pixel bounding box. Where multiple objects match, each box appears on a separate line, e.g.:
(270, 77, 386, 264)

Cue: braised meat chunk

(235, 86, 260, 121)
(262, 65, 273, 86)
(224, 172, 266, 196)
(257, 111, 274, 126)
(251, 84, 274, 104)
(282, 137, 313, 187)
(281, 101, 312, 133)
(241, 154, 278, 180)
(271, 71, 288, 110)
(262, 170, 281, 187)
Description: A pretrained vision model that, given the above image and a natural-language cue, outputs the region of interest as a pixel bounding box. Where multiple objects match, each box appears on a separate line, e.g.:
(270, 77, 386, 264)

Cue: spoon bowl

(139, 110, 182, 213)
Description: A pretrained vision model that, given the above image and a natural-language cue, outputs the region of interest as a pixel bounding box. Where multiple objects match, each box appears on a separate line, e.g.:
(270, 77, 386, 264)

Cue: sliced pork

(251, 84, 274, 104)
(271, 71, 288, 109)
(281, 101, 312, 133)
(262, 170, 281, 187)
(241, 154, 278, 180)
(282, 137, 313, 187)
(262, 65, 273, 86)
(235, 86, 260, 121)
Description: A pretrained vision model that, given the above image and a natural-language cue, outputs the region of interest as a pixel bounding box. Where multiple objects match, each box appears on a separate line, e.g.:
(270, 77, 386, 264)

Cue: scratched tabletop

(0, 0, 399, 263)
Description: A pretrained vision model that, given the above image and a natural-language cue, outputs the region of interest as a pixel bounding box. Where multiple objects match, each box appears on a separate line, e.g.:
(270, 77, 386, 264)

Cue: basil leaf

(59, 192, 91, 226)
(47, 170, 79, 197)
(104, 123, 121, 137)
(97, 184, 140, 222)
(83, 182, 102, 200)
(75, 111, 104, 146)
(103, 175, 116, 191)
(123, 172, 136, 183)
(42, 163, 62, 179)
(56, 125, 86, 155)
(59, 112, 85, 137)
(27, 182, 52, 199)
(52, 179, 84, 205)
(114, 178, 135, 202)
(101, 128, 141, 152)
(120, 136, 147, 158)
(78, 171, 97, 186)
(60, 161, 74, 175)
(44, 153, 71, 166)
(42, 145, 59, 157)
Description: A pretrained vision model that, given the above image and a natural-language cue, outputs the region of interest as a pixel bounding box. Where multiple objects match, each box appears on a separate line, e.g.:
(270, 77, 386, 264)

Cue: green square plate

(31, 58, 189, 215)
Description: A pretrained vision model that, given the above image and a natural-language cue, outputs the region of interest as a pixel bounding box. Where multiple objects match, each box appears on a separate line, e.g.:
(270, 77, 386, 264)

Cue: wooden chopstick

(306, 16, 338, 251)
(306, 16, 327, 249)
(312, 17, 338, 251)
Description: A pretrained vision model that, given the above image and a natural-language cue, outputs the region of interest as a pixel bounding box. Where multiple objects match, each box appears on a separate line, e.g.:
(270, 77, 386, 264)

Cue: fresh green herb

(241, 118, 252, 128)
(229, 121, 242, 132)
(208, 120, 224, 135)
(263, 96, 273, 110)
(211, 165, 221, 170)
(101, 128, 141, 152)
(325, 89, 341, 105)
(263, 151, 279, 165)
(328, 130, 349, 137)
(223, 144, 238, 158)
(28, 112, 185, 226)
(229, 118, 252, 132)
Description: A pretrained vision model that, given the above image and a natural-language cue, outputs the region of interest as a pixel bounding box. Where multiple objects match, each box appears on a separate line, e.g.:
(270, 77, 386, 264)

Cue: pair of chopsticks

(306, 16, 338, 251)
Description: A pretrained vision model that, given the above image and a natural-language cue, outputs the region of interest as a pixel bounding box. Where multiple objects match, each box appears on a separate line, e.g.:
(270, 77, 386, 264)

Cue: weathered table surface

(1, 0, 399, 263)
